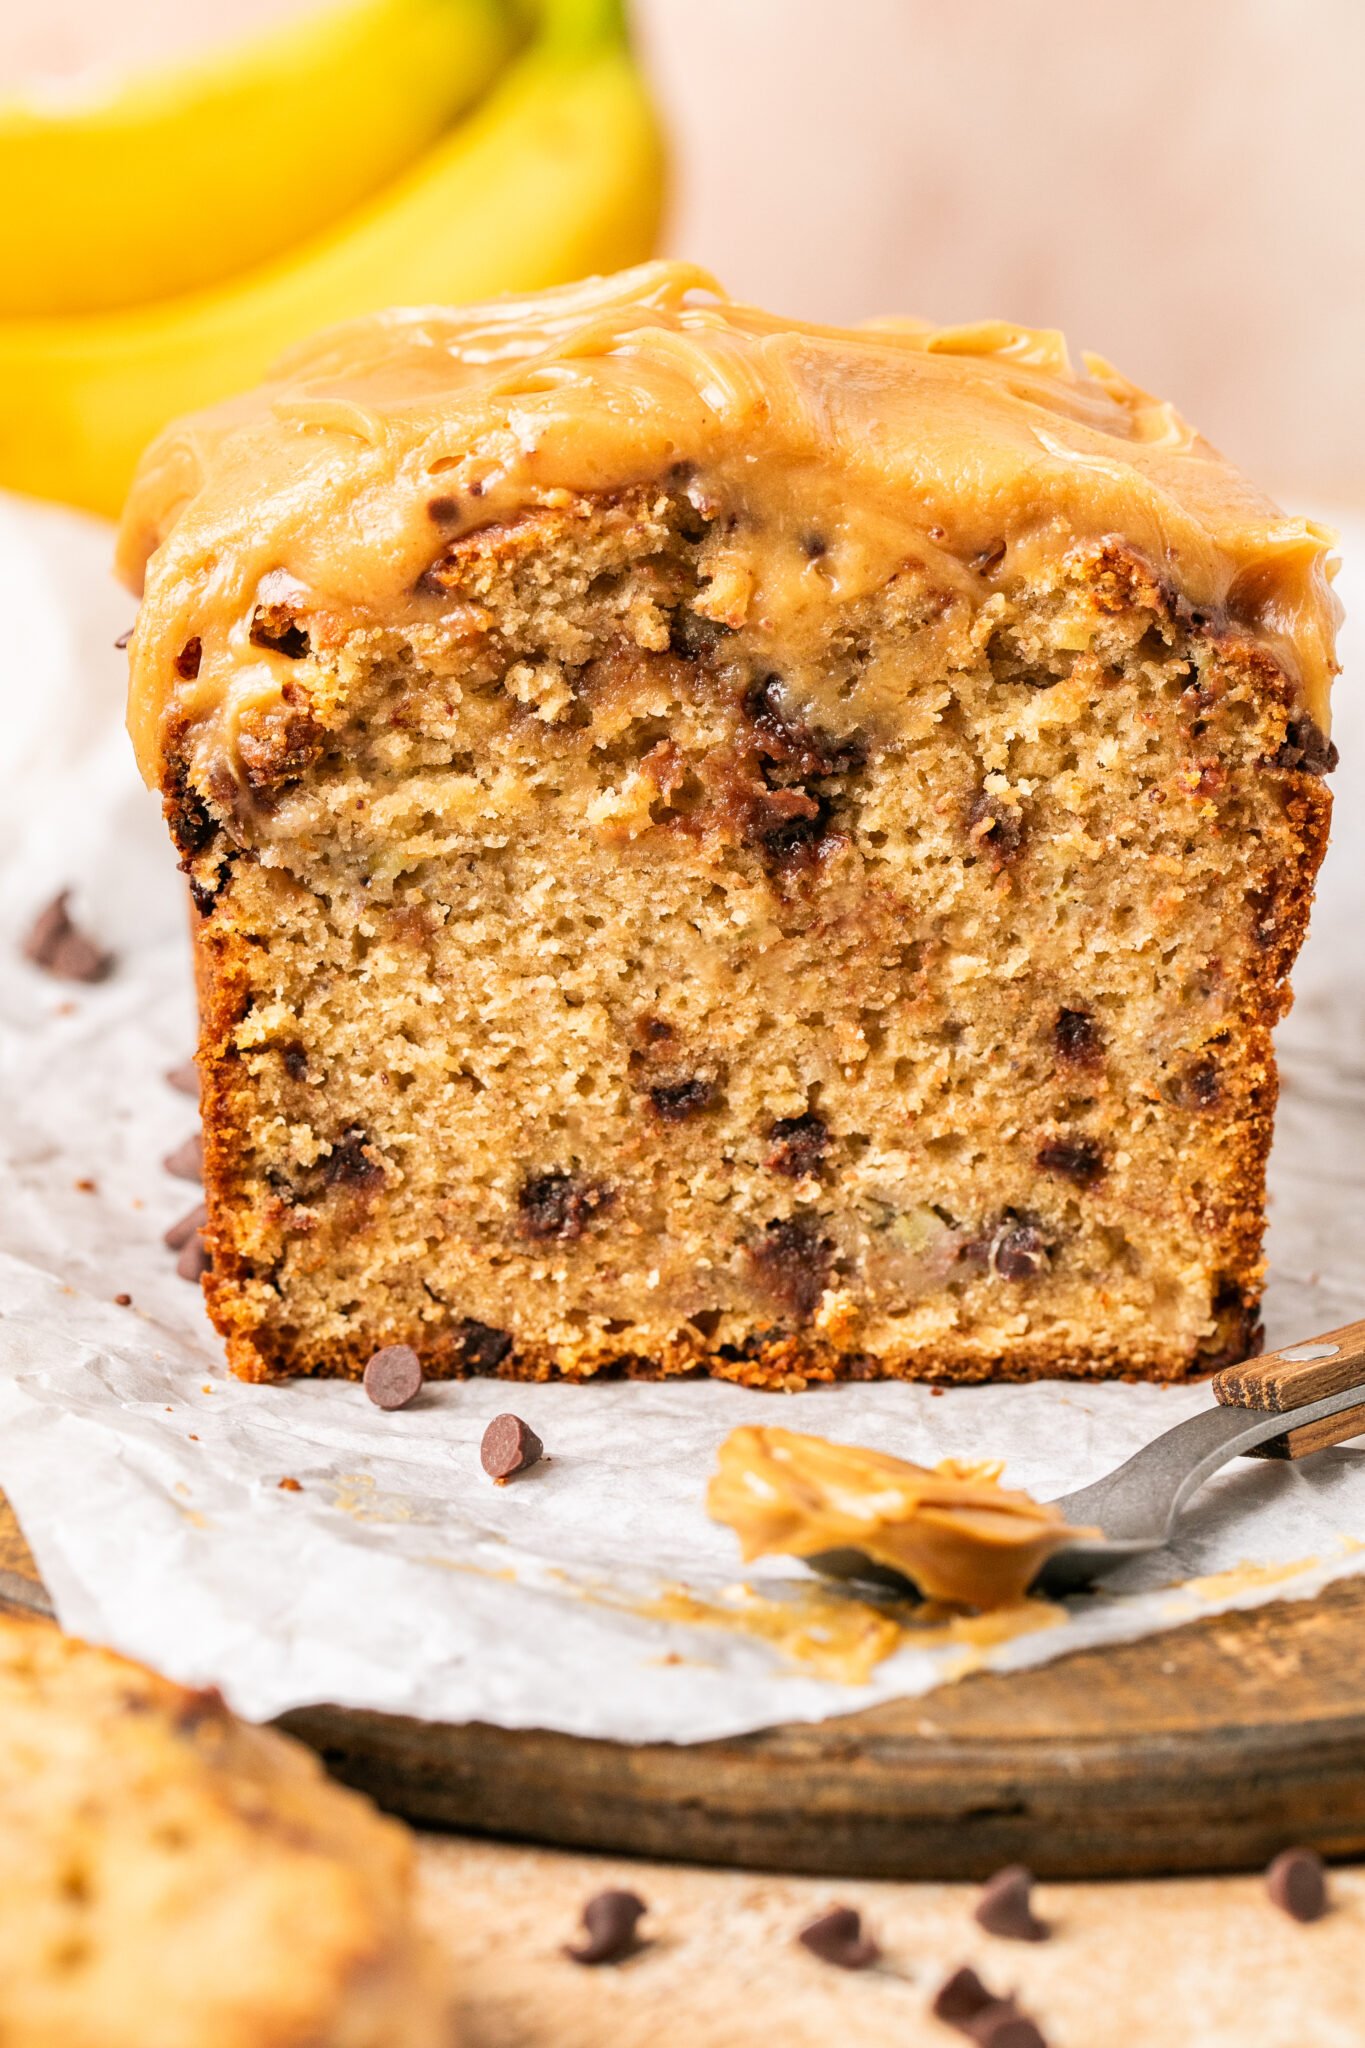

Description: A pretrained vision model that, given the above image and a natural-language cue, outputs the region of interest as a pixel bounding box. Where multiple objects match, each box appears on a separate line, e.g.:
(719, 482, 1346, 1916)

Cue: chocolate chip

(1035, 1137, 1105, 1188)
(565, 1889, 647, 1966)
(114, 626, 134, 650)
(966, 790, 1026, 868)
(1266, 1846, 1329, 1923)
(1273, 716, 1338, 776)
(174, 637, 202, 680)
(669, 606, 728, 659)
(114, 1292, 132, 1307)
(324, 1126, 384, 1190)
(480, 1413, 544, 1482)
(281, 1042, 309, 1082)
(176, 1232, 210, 1283)
(990, 1218, 1050, 1281)
(745, 674, 865, 779)
(974, 1866, 1049, 1941)
(455, 1319, 513, 1374)
(766, 1111, 829, 1179)
(164, 1201, 207, 1251)
(163, 1133, 204, 1182)
(21, 892, 114, 983)
(249, 604, 310, 660)
(932, 1966, 1047, 2048)
(648, 1077, 714, 1123)
(932, 1965, 996, 2027)
(362, 1345, 424, 1411)
(1176, 1057, 1221, 1110)
(747, 1214, 834, 1319)
(165, 1058, 200, 1098)
(800, 532, 829, 560)
(517, 1171, 612, 1243)
(796, 1905, 879, 1969)
(427, 494, 461, 525)
(1053, 1007, 1102, 1065)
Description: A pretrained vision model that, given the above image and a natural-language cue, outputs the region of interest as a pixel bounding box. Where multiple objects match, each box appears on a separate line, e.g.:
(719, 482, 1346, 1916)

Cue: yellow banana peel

(0, 0, 664, 519)
(0, 0, 513, 316)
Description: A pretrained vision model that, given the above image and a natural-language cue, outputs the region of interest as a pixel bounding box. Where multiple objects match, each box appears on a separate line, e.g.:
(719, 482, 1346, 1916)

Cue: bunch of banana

(0, 0, 663, 517)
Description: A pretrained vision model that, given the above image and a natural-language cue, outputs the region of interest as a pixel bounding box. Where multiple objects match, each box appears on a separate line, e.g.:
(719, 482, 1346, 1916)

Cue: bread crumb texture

(166, 487, 1329, 1386)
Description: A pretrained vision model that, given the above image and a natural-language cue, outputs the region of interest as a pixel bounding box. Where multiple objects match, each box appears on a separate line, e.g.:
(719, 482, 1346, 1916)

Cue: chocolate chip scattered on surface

(931, 1965, 1047, 2047)
(21, 891, 114, 984)
(176, 1233, 210, 1284)
(1266, 1845, 1329, 1922)
(796, 1904, 880, 1969)
(164, 1202, 207, 1251)
(362, 1344, 424, 1411)
(163, 1132, 204, 1182)
(565, 1888, 647, 1966)
(480, 1412, 544, 1482)
(974, 1865, 1049, 1941)
(165, 1059, 200, 1098)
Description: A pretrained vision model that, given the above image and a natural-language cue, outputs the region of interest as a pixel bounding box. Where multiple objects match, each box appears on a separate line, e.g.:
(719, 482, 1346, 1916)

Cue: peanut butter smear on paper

(119, 260, 1339, 791)
(707, 1425, 1083, 1610)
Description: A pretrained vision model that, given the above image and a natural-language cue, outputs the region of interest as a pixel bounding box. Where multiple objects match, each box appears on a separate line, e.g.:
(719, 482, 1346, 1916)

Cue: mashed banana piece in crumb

(708, 1425, 1080, 1607)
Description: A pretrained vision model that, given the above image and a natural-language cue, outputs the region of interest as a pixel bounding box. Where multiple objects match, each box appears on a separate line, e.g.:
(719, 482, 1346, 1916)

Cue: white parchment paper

(1, 491, 1362, 1742)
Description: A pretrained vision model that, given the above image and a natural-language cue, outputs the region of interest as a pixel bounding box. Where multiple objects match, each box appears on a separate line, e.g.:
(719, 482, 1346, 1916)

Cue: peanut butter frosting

(118, 260, 1339, 790)
(707, 1425, 1080, 1609)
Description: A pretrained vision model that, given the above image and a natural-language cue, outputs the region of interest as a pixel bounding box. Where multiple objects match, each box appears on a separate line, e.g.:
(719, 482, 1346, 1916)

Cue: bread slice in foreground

(0, 1614, 450, 2048)
(119, 262, 1339, 1386)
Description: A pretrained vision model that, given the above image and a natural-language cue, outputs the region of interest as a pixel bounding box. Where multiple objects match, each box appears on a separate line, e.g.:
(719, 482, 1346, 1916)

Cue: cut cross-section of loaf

(118, 262, 1340, 1386)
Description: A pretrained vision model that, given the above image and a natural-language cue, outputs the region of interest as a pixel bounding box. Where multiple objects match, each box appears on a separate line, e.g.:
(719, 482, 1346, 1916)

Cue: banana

(0, 0, 663, 519)
(0, 0, 513, 316)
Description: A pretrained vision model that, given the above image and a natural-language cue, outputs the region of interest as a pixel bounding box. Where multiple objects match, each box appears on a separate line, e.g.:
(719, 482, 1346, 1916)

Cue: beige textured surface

(417, 1832, 1365, 2048)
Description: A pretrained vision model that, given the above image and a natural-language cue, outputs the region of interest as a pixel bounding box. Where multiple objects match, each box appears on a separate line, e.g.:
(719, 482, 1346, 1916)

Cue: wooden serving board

(6, 1488, 1365, 1881)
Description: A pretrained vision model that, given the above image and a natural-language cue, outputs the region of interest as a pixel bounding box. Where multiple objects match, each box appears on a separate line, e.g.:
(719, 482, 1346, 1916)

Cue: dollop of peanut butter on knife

(708, 1426, 1085, 1609)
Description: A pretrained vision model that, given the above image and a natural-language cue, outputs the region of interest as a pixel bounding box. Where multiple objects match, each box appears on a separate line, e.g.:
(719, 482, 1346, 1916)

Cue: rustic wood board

(5, 1486, 1365, 1881)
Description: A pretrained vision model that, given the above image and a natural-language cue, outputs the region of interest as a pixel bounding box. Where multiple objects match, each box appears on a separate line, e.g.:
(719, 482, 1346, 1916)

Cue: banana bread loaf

(118, 262, 1340, 1386)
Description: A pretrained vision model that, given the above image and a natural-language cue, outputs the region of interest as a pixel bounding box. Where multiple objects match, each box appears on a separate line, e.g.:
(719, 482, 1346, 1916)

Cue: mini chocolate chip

(766, 1111, 829, 1179)
(974, 1865, 1049, 1941)
(931, 1966, 1048, 2048)
(164, 1202, 207, 1251)
(324, 1126, 384, 1190)
(114, 626, 134, 650)
(165, 1059, 200, 1098)
(517, 1171, 612, 1243)
(566, 1889, 647, 1966)
(649, 1077, 714, 1123)
(797, 1905, 879, 1969)
(455, 1319, 513, 1374)
(1178, 1057, 1221, 1110)
(174, 637, 202, 680)
(990, 1219, 1050, 1281)
(1053, 1007, 1102, 1065)
(281, 1042, 309, 1082)
(21, 891, 115, 983)
(114, 1292, 132, 1307)
(480, 1412, 544, 1482)
(932, 1965, 996, 2027)
(427, 494, 461, 525)
(176, 1232, 210, 1283)
(362, 1345, 424, 1411)
(1035, 1137, 1105, 1188)
(1274, 716, 1339, 776)
(748, 1213, 834, 1319)
(636, 1013, 675, 1046)
(801, 532, 829, 560)
(1266, 1846, 1329, 1923)
(249, 604, 309, 660)
(966, 790, 1026, 867)
(163, 1132, 204, 1182)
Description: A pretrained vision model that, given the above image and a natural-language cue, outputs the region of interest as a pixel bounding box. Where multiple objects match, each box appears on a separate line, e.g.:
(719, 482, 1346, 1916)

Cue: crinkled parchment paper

(1, 493, 1362, 1741)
